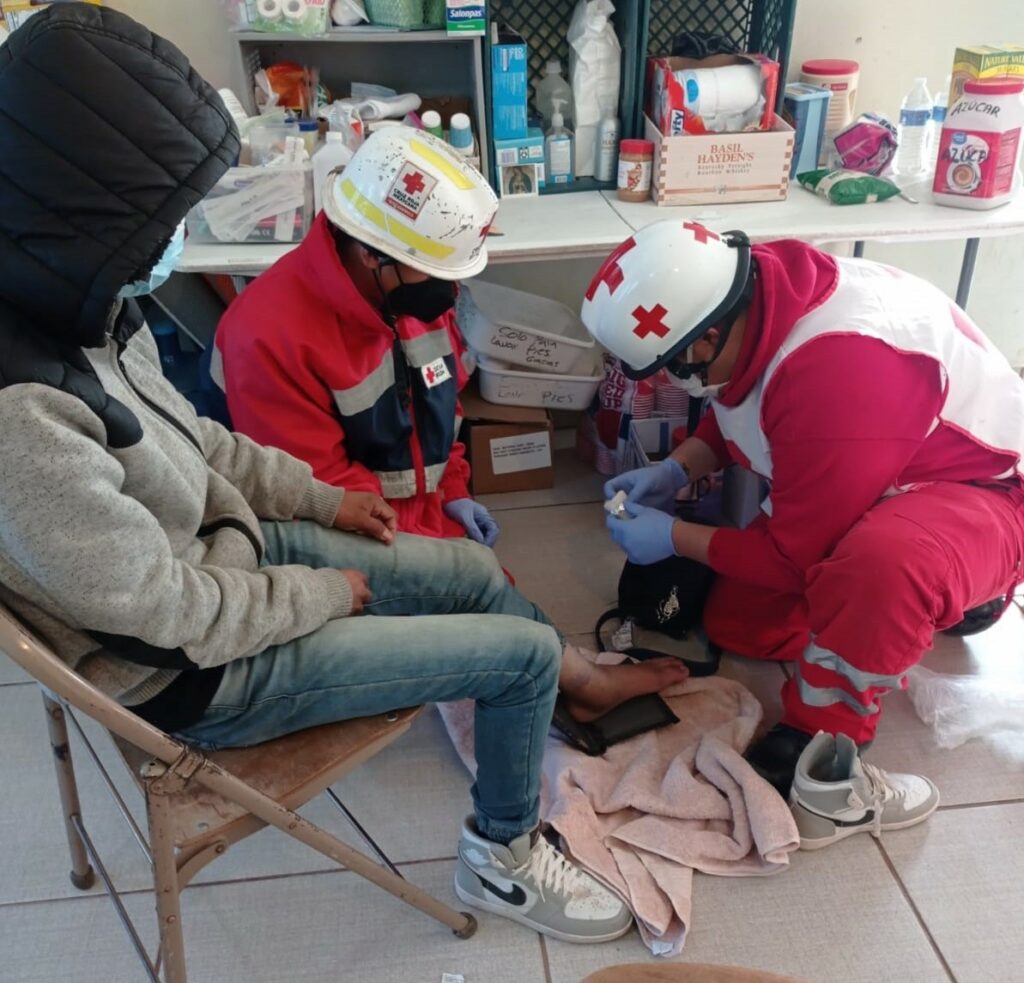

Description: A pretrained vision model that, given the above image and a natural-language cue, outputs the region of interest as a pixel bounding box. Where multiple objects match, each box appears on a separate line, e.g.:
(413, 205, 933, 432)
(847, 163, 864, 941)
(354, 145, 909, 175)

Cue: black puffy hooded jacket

(0, 1, 238, 348)
(0, 4, 353, 729)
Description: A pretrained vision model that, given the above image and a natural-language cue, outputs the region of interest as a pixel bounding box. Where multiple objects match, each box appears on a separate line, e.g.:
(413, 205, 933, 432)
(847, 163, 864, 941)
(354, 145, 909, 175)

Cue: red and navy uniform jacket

(214, 211, 471, 539)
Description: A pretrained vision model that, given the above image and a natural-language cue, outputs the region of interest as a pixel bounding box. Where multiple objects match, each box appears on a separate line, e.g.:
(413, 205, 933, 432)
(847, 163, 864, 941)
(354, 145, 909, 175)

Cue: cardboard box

(950, 45, 1024, 104)
(494, 127, 546, 192)
(490, 25, 528, 140)
(446, 0, 484, 35)
(646, 53, 779, 137)
(645, 113, 794, 206)
(460, 384, 554, 494)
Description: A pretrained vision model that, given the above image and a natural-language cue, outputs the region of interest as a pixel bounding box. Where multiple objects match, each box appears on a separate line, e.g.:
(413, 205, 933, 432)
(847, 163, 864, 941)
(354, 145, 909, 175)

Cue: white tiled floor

(2, 448, 1023, 982)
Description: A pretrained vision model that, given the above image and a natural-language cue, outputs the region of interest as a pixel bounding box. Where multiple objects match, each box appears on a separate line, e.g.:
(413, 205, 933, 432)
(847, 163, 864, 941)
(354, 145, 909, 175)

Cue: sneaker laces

(862, 762, 906, 837)
(515, 837, 589, 903)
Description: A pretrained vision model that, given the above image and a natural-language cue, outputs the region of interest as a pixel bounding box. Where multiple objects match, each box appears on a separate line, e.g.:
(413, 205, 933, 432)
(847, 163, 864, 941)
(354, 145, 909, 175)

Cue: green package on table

(798, 168, 902, 205)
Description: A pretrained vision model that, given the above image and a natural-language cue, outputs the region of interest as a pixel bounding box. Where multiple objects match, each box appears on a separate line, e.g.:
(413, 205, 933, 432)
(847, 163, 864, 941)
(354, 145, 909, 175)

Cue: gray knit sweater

(0, 325, 352, 706)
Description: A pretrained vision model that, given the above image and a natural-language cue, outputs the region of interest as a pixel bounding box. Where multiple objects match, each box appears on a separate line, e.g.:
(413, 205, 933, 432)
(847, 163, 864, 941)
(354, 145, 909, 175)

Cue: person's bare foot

(561, 656, 690, 723)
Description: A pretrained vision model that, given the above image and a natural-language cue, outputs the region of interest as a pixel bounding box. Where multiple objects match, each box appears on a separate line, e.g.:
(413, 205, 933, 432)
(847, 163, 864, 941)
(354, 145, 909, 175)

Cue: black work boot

(746, 724, 814, 798)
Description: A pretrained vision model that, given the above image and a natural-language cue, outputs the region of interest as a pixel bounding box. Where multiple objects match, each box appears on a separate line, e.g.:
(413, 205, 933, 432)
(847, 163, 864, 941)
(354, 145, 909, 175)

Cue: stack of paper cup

(654, 375, 689, 416)
(631, 377, 655, 419)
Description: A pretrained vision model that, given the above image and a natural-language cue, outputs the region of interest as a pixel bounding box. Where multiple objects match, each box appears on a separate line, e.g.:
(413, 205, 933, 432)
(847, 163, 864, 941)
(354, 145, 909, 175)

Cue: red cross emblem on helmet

(402, 170, 427, 195)
(683, 221, 720, 244)
(631, 304, 671, 340)
(585, 237, 637, 302)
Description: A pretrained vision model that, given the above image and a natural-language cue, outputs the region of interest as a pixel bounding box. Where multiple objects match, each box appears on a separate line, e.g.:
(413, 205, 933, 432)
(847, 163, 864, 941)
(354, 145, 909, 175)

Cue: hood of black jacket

(0, 3, 239, 348)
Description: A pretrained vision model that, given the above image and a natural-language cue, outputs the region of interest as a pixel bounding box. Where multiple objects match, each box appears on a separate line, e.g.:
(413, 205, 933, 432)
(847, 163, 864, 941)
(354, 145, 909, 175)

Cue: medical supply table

(177, 181, 1024, 310)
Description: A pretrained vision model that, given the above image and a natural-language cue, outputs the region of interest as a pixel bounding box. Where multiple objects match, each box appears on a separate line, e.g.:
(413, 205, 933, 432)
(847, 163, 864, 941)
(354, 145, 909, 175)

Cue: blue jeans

(177, 521, 561, 844)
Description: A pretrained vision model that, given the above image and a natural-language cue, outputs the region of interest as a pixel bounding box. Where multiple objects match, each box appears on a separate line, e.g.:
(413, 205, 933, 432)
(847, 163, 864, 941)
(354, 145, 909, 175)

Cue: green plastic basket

(424, 0, 446, 26)
(365, 0, 425, 29)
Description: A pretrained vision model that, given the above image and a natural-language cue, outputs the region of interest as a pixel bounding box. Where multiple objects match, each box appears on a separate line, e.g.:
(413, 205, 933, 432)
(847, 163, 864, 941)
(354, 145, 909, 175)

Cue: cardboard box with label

(460, 384, 554, 494)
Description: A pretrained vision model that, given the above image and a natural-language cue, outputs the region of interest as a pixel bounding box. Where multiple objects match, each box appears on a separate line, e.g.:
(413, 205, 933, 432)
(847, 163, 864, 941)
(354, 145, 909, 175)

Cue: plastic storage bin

(185, 165, 311, 243)
(476, 353, 605, 410)
(458, 281, 595, 373)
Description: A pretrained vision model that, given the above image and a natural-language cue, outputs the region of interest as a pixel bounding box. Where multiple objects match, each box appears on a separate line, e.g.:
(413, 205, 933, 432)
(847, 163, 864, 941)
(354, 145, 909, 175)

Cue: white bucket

(458, 281, 595, 374)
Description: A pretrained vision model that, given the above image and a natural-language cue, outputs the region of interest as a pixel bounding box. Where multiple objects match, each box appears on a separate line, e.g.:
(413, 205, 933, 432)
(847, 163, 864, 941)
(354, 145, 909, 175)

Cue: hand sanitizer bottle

(545, 98, 575, 186)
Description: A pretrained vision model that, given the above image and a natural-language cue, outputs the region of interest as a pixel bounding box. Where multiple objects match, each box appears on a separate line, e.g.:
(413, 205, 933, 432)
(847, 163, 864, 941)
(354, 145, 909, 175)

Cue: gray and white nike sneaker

(454, 818, 633, 943)
(790, 732, 940, 851)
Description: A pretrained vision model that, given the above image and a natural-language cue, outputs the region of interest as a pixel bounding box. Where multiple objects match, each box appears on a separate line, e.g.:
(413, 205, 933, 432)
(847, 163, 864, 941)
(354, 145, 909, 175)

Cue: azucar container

(933, 78, 1024, 210)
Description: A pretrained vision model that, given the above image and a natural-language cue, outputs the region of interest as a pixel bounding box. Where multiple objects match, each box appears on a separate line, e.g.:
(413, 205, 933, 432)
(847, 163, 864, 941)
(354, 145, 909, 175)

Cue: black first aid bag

(595, 554, 720, 675)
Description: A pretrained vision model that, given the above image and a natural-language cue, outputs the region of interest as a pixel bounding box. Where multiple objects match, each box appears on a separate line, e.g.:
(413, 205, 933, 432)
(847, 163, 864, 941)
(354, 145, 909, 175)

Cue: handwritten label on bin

(489, 431, 552, 475)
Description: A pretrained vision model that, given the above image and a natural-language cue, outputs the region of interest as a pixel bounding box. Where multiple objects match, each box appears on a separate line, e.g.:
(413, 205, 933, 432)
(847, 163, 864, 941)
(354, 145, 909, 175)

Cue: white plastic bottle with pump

(313, 131, 353, 213)
(545, 98, 575, 186)
(594, 96, 620, 183)
(892, 77, 933, 178)
(535, 59, 573, 130)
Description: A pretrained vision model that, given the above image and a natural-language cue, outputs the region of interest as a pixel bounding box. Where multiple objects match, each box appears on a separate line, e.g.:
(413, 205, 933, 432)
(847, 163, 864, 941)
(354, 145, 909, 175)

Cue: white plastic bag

(906, 665, 1024, 764)
(567, 0, 621, 177)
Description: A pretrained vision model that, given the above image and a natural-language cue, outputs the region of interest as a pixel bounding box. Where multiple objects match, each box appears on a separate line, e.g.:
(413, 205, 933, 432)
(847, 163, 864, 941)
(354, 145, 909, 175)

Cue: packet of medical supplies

(1, 0, 101, 31)
(797, 168, 902, 206)
(244, 0, 330, 35)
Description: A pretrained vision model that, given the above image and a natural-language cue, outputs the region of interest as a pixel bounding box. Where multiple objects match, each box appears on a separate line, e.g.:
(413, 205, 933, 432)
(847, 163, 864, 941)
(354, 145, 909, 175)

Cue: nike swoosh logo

(476, 873, 527, 906)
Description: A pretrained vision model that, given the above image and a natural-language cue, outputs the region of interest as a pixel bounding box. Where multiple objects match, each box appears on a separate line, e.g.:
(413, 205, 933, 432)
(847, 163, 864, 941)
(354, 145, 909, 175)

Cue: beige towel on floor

(438, 659, 799, 956)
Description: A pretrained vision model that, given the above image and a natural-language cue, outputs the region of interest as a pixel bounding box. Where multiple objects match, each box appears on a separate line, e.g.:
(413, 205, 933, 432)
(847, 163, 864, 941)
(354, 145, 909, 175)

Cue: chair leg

(42, 693, 94, 890)
(143, 765, 188, 983)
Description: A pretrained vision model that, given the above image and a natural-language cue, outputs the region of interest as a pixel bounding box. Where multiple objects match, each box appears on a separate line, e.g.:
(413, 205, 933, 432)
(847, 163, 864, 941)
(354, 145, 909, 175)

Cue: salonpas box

(447, 0, 484, 35)
(645, 113, 794, 206)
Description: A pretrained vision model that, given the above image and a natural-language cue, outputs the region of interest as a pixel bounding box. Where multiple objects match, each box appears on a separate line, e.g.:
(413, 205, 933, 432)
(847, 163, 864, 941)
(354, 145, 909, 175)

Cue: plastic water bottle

(929, 75, 951, 176)
(892, 77, 933, 178)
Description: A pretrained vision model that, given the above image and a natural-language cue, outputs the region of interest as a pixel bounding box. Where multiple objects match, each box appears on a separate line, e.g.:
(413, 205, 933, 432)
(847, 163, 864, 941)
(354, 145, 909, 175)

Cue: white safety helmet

(581, 220, 752, 379)
(324, 126, 498, 281)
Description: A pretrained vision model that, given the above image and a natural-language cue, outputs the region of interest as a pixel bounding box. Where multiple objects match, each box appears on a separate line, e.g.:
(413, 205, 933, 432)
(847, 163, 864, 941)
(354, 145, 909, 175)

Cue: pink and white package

(831, 113, 898, 175)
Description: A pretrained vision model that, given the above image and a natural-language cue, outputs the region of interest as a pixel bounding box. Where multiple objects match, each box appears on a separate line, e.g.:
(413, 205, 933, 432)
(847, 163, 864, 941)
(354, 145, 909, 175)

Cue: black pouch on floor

(551, 694, 679, 757)
(594, 554, 719, 675)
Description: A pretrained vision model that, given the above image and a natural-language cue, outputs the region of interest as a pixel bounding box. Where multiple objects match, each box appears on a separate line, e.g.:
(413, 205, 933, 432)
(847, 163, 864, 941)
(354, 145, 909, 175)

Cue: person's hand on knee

(334, 491, 397, 544)
(340, 569, 372, 613)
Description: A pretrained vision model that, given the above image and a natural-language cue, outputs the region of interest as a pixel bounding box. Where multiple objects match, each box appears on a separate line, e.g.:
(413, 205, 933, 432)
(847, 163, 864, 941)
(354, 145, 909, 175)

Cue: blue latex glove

(606, 502, 679, 565)
(444, 498, 500, 547)
(604, 458, 689, 514)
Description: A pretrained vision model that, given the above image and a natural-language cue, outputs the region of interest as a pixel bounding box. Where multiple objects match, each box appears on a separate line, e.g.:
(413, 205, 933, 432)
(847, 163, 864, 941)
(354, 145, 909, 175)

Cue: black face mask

(385, 275, 457, 323)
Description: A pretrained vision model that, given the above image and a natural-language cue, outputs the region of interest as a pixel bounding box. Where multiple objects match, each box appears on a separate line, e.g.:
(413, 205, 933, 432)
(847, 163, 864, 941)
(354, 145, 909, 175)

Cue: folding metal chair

(0, 604, 476, 982)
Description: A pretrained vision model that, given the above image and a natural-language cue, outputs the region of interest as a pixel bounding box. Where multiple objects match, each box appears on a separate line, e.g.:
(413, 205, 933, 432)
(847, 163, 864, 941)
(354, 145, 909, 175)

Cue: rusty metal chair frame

(0, 605, 476, 982)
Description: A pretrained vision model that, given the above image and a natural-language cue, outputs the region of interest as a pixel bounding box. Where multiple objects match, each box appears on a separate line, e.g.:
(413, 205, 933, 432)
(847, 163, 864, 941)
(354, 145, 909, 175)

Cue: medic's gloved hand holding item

(604, 457, 689, 513)
(606, 502, 677, 565)
(444, 498, 500, 547)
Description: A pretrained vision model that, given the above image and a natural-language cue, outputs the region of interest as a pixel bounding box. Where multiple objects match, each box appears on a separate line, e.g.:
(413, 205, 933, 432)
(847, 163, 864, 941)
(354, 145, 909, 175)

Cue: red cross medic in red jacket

(214, 127, 500, 546)
(583, 220, 1024, 835)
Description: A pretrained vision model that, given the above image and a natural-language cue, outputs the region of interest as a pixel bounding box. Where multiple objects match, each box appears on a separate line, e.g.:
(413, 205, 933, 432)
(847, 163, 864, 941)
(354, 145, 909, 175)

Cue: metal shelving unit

(232, 27, 489, 177)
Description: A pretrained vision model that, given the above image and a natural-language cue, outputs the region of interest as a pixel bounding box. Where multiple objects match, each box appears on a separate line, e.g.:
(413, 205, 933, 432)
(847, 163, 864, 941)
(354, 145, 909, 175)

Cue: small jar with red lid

(617, 139, 655, 202)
